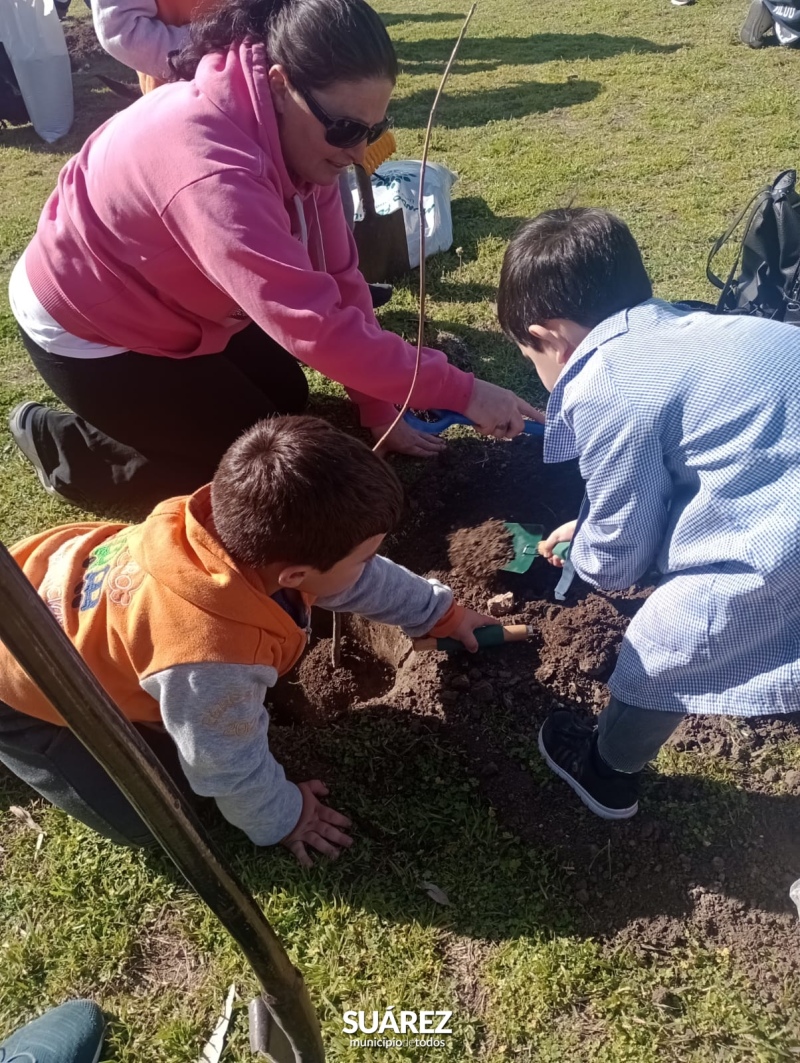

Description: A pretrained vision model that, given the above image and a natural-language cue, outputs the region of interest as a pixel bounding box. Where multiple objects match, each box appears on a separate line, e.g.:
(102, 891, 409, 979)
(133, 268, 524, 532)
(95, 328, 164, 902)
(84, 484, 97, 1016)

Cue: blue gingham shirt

(544, 299, 800, 716)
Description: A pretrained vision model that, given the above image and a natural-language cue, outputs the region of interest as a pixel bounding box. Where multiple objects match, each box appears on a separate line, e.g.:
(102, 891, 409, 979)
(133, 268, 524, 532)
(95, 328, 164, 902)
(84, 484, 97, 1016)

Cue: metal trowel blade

(500, 522, 545, 574)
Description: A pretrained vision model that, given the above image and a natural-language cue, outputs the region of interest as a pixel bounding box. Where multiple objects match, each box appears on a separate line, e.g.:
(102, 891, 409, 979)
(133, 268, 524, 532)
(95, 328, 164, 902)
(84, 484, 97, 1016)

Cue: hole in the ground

(269, 610, 409, 725)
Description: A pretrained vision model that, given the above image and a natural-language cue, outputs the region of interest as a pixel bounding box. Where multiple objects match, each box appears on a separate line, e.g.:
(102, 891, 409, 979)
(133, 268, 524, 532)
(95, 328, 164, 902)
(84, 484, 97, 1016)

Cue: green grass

(2, 1, 800, 1059)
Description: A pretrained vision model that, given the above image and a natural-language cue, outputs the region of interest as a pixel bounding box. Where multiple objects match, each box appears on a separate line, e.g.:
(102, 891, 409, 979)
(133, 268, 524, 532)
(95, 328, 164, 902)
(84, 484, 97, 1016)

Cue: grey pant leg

(0, 700, 188, 847)
(597, 695, 684, 774)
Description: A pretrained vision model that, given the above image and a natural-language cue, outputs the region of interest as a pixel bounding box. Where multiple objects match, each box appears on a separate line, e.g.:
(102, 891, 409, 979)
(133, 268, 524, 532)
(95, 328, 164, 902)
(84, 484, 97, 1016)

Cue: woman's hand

(537, 520, 577, 567)
(465, 379, 545, 440)
(370, 418, 446, 457)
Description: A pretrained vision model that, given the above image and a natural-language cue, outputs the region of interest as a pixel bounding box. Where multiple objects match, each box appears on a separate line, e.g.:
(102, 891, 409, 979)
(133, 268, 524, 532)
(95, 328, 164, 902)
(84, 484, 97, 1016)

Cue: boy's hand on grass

(281, 780, 353, 868)
(448, 607, 497, 652)
(537, 520, 577, 567)
(370, 418, 446, 458)
(466, 379, 544, 440)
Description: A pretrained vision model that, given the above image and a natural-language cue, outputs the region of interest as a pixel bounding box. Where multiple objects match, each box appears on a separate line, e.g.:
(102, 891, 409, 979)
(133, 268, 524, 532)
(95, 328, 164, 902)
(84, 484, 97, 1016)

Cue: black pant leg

(20, 324, 308, 509)
(222, 323, 310, 413)
(0, 700, 190, 848)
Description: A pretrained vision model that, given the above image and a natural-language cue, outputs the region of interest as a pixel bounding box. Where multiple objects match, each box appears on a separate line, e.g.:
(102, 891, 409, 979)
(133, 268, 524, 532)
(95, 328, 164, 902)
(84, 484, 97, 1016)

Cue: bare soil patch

(271, 435, 800, 994)
(111, 904, 208, 997)
(63, 19, 106, 72)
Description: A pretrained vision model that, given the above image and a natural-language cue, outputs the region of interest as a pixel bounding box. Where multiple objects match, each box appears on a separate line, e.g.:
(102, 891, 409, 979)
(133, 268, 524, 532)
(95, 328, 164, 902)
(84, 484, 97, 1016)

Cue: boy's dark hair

(497, 208, 653, 349)
(211, 416, 404, 571)
(172, 0, 397, 90)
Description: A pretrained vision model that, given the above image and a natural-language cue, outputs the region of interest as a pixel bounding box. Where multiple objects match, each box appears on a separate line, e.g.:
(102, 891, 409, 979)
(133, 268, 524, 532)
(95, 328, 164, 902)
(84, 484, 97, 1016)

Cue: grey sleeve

(315, 554, 454, 637)
(140, 662, 303, 846)
(91, 0, 191, 79)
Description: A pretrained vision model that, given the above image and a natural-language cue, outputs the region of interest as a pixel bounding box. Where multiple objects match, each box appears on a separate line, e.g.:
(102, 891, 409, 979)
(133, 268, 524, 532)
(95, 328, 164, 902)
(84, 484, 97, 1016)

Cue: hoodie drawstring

(311, 195, 327, 271)
(293, 193, 328, 273)
(293, 194, 309, 250)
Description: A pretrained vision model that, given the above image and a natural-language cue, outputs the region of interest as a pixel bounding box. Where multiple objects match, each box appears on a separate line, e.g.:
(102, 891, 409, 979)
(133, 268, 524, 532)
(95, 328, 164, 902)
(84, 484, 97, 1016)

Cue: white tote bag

(0, 0, 73, 142)
(350, 161, 458, 268)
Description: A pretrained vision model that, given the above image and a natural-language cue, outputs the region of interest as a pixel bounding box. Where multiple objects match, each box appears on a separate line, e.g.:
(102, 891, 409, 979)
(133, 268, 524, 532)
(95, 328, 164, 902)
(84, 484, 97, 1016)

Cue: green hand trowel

(502, 523, 570, 574)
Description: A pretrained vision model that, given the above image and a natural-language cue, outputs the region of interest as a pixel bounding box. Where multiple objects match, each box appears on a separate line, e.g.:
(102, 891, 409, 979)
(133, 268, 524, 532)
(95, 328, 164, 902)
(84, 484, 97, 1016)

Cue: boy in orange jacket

(0, 416, 489, 866)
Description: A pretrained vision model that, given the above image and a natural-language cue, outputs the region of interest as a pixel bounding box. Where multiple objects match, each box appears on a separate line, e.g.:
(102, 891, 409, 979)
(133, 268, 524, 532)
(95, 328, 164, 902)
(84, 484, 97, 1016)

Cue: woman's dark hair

(497, 207, 653, 349)
(171, 0, 398, 88)
(211, 415, 404, 571)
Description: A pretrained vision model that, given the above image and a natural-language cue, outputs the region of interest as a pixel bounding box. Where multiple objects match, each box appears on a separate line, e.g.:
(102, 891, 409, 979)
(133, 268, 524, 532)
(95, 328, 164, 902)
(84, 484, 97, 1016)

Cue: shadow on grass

(398, 31, 682, 75)
(382, 10, 465, 26)
(373, 308, 537, 398)
(390, 31, 681, 130)
(392, 77, 602, 129)
(419, 195, 527, 304)
(162, 699, 800, 959)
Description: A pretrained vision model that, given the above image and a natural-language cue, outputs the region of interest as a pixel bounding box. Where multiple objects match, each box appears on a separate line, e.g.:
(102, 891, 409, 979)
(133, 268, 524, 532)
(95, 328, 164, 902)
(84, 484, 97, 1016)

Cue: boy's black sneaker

(538, 711, 639, 820)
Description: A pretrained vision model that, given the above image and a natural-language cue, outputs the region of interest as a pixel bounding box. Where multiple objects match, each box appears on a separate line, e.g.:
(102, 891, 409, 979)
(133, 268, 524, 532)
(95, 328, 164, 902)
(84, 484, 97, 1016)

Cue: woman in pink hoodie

(8, 0, 539, 509)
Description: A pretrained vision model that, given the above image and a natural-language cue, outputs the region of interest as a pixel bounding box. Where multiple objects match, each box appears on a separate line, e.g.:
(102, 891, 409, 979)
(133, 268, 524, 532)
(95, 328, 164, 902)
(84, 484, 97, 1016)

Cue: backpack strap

(706, 186, 769, 291)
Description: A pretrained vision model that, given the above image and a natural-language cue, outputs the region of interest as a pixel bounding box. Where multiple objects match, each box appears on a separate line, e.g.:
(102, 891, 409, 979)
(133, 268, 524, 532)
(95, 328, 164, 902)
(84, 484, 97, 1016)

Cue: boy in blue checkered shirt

(497, 206, 800, 821)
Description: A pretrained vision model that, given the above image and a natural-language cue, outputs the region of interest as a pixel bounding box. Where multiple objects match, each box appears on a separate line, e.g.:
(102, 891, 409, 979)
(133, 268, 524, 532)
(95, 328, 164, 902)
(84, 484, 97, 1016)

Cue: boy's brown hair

(211, 416, 404, 571)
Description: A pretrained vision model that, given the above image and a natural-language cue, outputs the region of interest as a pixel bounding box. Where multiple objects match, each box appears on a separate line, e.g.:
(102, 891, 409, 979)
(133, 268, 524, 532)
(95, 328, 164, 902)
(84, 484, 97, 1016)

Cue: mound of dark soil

(63, 20, 105, 71)
(272, 434, 800, 992)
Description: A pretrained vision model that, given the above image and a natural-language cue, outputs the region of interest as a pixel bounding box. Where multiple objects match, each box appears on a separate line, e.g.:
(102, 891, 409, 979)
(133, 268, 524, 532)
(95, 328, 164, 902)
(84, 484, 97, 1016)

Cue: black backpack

(707, 169, 800, 326)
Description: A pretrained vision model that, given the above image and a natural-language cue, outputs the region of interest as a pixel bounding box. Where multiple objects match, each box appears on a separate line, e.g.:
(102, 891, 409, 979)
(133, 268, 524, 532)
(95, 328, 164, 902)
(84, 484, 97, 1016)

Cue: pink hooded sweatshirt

(23, 40, 474, 428)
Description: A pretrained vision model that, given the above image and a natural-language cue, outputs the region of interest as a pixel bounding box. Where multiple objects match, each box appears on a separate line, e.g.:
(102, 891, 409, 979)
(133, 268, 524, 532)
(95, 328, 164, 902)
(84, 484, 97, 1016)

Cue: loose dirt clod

(447, 519, 514, 582)
(487, 591, 515, 617)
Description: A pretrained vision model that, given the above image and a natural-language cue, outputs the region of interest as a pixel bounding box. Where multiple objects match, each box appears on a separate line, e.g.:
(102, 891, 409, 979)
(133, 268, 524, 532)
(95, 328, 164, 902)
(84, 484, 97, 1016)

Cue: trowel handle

(412, 623, 534, 654)
(403, 410, 544, 438)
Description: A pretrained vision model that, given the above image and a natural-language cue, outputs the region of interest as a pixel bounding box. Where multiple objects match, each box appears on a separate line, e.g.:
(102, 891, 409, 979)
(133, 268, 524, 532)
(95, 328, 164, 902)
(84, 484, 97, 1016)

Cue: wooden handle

(0, 540, 325, 1061)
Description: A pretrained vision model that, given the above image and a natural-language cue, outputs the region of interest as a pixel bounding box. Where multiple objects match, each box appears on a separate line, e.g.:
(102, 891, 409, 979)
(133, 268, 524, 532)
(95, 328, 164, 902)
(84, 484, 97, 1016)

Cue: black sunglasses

(296, 86, 392, 149)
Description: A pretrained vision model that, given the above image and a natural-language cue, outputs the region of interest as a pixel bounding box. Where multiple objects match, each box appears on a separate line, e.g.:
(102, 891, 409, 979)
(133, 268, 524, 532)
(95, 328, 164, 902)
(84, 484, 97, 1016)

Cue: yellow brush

(362, 130, 397, 176)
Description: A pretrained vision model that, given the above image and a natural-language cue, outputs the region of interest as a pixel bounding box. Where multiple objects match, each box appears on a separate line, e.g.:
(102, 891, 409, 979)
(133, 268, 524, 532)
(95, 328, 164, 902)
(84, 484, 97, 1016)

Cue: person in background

(90, 0, 217, 92)
(740, 0, 800, 47)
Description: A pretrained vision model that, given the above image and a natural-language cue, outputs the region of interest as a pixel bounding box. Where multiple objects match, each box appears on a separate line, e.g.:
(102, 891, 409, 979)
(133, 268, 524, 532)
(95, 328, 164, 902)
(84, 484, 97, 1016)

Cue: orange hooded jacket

(0, 486, 309, 725)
